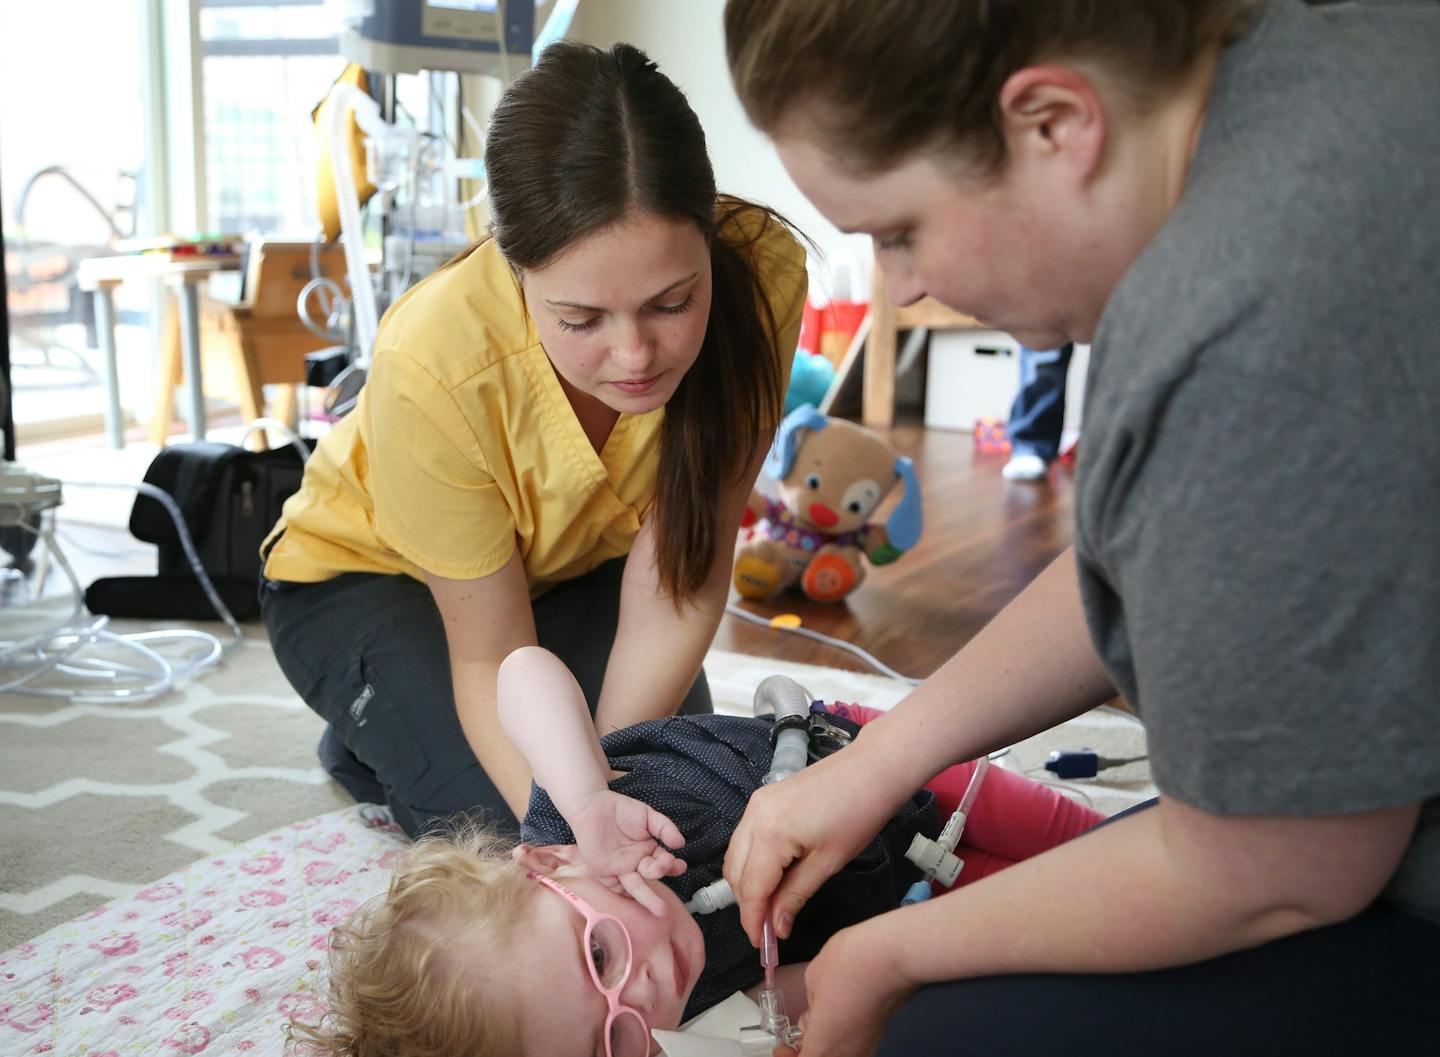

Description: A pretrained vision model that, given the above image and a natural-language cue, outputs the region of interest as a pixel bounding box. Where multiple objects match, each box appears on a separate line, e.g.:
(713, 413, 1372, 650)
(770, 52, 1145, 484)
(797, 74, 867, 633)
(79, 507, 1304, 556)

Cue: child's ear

(512, 843, 584, 874)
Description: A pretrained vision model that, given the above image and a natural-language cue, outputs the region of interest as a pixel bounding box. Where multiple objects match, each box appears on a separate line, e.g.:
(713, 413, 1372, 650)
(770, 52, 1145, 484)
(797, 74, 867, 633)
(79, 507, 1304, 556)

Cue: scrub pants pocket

(322, 600, 519, 838)
(262, 572, 518, 837)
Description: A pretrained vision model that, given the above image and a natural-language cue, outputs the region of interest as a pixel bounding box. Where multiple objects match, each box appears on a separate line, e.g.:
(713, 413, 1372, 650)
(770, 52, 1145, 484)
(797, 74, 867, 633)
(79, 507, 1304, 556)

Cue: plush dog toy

(735, 405, 922, 603)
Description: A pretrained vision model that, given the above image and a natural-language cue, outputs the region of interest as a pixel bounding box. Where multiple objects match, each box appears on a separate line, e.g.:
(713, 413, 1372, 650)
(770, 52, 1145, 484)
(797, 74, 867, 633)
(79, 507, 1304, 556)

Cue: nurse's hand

(790, 919, 916, 1057)
(723, 747, 906, 945)
(570, 789, 687, 915)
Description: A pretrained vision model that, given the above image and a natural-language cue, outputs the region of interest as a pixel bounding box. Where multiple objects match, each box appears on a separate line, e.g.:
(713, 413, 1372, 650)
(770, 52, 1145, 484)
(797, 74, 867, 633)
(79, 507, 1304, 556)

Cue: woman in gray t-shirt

(720, 1, 1440, 1054)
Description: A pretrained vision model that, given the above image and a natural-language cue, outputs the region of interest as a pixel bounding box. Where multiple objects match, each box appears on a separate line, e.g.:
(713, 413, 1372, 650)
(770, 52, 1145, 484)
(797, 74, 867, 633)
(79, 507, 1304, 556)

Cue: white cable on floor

(724, 601, 922, 685)
(0, 481, 244, 704)
(1023, 768, 1097, 810)
(725, 605, 1151, 734)
(51, 525, 152, 561)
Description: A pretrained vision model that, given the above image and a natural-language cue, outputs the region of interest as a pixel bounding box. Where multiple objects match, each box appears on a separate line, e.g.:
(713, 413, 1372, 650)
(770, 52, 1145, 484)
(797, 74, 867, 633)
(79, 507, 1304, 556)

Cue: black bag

(85, 441, 304, 621)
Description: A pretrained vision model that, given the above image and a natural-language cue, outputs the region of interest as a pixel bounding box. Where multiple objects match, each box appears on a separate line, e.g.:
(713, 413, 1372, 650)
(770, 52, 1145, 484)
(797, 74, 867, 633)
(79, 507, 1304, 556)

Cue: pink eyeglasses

(528, 870, 654, 1057)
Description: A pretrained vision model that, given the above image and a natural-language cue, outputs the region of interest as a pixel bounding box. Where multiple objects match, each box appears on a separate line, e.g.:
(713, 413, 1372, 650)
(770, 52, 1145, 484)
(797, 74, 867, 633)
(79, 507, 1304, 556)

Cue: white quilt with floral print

(0, 805, 409, 1057)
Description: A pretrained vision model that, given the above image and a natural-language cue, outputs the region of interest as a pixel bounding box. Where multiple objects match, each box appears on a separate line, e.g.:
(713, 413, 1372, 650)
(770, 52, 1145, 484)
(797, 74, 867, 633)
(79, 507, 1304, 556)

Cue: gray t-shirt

(1075, 0, 1440, 922)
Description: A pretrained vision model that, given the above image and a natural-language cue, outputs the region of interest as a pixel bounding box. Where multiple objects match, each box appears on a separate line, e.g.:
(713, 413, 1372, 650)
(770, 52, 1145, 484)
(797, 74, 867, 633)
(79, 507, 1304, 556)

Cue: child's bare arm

(498, 646, 688, 913)
(498, 645, 613, 814)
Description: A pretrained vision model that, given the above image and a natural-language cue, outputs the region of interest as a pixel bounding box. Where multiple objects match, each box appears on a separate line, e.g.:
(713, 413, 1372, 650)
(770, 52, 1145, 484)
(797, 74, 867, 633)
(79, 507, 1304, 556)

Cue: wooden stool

(150, 240, 347, 449)
(864, 264, 982, 428)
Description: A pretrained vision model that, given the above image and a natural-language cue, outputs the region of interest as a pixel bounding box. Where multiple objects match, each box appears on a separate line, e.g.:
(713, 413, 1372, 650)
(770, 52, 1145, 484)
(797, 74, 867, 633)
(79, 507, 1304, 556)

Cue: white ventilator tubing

(0, 477, 245, 703)
(683, 674, 817, 916)
(328, 83, 381, 366)
(755, 674, 813, 785)
(683, 877, 735, 915)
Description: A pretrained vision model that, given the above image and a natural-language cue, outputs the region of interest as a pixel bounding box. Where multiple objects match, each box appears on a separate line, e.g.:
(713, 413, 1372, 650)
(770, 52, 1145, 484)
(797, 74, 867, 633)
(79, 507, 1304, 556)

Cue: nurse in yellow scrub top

(258, 40, 807, 838)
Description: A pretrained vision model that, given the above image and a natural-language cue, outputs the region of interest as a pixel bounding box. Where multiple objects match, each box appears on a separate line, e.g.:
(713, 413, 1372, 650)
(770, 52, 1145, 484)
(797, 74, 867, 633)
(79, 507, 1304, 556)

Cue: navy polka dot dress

(520, 713, 938, 1020)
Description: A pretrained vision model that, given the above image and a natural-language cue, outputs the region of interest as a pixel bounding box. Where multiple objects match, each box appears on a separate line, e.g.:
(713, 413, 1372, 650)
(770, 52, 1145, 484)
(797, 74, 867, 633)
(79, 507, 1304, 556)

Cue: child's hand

(570, 789, 687, 915)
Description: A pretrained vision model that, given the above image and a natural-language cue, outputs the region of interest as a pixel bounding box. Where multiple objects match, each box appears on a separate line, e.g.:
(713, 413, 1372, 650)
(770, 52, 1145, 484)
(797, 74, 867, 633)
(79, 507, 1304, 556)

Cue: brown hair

(286, 827, 533, 1057)
(485, 40, 795, 601)
(726, 0, 1259, 177)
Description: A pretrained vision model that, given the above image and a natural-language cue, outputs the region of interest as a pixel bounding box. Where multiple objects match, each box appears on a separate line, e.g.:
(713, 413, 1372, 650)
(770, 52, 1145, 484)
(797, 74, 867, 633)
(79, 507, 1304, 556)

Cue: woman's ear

(512, 843, 585, 874)
(997, 65, 1107, 180)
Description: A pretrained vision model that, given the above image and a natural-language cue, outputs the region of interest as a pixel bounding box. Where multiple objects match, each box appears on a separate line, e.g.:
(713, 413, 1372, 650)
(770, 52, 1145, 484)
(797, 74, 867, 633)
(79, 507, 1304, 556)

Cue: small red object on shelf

(799, 296, 868, 367)
(973, 417, 1011, 454)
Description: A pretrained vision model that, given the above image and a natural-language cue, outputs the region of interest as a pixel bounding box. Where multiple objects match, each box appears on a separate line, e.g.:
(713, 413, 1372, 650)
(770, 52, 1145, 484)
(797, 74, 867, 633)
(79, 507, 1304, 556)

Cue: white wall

(566, 0, 873, 300)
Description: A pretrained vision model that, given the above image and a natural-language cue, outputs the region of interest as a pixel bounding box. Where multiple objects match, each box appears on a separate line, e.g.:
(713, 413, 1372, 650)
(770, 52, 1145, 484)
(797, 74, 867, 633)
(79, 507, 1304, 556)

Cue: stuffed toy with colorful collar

(734, 405, 923, 603)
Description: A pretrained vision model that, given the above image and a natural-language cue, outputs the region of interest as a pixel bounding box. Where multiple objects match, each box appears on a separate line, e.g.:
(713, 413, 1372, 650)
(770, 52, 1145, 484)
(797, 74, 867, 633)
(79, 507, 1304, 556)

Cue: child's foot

(801, 553, 858, 602)
(1002, 453, 1049, 482)
(734, 555, 783, 599)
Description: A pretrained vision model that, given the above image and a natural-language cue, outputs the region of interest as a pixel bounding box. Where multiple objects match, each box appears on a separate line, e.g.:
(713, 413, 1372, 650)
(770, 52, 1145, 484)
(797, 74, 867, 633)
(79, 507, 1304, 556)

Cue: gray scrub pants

(259, 557, 712, 838)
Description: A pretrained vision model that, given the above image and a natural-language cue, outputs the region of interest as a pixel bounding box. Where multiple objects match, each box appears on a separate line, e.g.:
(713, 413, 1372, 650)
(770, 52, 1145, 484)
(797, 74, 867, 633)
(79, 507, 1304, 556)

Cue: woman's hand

(724, 745, 910, 945)
(789, 920, 916, 1057)
(569, 788, 687, 915)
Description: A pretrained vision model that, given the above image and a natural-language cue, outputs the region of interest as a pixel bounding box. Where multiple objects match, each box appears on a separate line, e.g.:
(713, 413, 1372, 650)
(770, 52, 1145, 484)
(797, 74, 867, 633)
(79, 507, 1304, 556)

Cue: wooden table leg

(148, 303, 181, 447)
(863, 268, 898, 429)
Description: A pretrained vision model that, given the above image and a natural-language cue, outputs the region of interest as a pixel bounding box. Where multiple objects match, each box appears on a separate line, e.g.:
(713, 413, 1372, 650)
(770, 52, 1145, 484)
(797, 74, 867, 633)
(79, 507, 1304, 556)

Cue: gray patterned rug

(0, 608, 353, 951)
(1, 599, 1152, 954)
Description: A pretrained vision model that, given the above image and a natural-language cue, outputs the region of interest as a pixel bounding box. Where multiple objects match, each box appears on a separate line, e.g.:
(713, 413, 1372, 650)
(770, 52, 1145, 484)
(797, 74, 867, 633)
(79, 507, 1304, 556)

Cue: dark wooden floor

(714, 416, 1075, 680)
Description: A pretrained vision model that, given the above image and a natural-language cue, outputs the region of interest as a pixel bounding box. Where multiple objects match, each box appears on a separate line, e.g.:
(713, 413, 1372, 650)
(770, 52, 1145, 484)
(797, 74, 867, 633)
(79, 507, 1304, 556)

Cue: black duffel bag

(86, 440, 303, 621)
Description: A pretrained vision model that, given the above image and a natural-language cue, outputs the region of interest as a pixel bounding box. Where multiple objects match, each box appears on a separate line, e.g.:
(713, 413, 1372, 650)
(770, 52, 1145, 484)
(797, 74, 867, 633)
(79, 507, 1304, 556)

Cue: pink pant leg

(827, 701, 1105, 878)
(825, 701, 887, 725)
(925, 758, 1103, 865)
(945, 843, 1016, 886)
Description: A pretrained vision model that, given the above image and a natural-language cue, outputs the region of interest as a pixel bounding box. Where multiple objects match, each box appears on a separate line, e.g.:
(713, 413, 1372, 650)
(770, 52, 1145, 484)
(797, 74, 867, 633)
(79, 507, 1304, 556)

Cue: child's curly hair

(288, 825, 535, 1057)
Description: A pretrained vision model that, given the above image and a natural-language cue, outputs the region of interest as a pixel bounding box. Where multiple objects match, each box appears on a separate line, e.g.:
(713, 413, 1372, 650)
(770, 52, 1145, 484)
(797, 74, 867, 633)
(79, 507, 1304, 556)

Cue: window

(0, 1, 149, 436)
(200, 1, 342, 236)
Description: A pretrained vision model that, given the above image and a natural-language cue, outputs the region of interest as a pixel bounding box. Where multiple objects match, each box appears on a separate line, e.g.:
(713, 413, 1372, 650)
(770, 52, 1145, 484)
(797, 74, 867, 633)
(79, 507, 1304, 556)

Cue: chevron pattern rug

(1, 601, 1153, 953)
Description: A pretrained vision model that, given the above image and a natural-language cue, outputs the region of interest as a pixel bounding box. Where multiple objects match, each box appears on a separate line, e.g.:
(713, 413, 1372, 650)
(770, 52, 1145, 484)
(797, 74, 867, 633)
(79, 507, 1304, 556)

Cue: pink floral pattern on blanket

(0, 805, 409, 1056)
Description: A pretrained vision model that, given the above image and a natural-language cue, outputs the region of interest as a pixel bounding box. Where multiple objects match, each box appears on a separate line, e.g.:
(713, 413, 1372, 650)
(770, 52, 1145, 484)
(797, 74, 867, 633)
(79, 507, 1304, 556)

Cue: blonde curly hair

(288, 825, 535, 1057)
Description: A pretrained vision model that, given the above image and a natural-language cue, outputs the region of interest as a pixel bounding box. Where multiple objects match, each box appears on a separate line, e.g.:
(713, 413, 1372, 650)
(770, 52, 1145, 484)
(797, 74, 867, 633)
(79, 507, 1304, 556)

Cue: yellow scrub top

(262, 203, 807, 595)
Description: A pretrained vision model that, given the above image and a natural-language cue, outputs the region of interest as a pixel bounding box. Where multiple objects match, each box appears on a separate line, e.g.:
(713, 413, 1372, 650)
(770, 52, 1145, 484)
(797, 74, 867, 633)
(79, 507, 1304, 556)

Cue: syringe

(754, 916, 802, 1048)
(738, 916, 802, 1052)
(761, 918, 778, 993)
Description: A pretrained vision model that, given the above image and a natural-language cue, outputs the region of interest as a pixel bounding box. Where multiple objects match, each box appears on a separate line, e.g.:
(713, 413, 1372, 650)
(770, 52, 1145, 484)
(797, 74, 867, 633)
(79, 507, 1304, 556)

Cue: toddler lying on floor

(291, 647, 1102, 1057)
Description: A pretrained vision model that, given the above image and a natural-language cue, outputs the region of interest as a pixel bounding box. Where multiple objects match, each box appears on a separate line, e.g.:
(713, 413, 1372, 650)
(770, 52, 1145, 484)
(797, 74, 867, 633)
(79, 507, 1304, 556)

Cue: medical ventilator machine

(679, 676, 990, 1053)
(311, 0, 578, 413)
